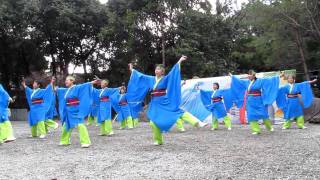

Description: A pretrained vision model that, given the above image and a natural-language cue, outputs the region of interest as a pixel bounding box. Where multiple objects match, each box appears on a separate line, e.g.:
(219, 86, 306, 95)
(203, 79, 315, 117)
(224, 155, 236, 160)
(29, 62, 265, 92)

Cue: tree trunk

(294, 27, 310, 80)
(50, 54, 56, 76)
(82, 60, 88, 80)
(161, 34, 165, 66)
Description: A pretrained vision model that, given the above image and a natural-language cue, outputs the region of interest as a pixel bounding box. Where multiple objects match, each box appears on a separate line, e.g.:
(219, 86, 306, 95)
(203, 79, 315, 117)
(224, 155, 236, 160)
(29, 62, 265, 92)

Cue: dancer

(175, 81, 207, 132)
(199, 82, 233, 130)
(22, 77, 55, 138)
(128, 101, 143, 127)
(277, 75, 317, 129)
(127, 56, 206, 145)
(92, 79, 118, 135)
(87, 89, 99, 127)
(45, 89, 59, 132)
(0, 84, 16, 143)
(113, 86, 134, 130)
(230, 70, 281, 135)
(57, 76, 99, 148)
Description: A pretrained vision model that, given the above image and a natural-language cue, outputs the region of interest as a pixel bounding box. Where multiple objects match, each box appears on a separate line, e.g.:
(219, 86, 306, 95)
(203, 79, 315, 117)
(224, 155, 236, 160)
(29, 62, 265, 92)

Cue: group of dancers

(0, 56, 317, 147)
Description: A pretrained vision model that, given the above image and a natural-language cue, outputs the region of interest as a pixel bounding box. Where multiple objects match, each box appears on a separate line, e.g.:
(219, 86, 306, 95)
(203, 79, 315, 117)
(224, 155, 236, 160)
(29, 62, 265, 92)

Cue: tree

(32, 0, 109, 77)
(234, 0, 320, 80)
(0, 0, 47, 88)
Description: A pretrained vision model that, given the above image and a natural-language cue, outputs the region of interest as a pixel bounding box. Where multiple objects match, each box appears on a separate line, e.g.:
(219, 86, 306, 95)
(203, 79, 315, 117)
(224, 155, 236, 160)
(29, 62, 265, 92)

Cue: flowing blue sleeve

(57, 88, 67, 122)
(110, 90, 121, 113)
(92, 88, 99, 96)
(127, 69, 154, 102)
(43, 84, 54, 113)
(297, 82, 314, 108)
(220, 89, 235, 111)
(25, 86, 33, 106)
(92, 88, 100, 103)
(261, 76, 280, 105)
(106, 88, 119, 96)
(200, 90, 213, 111)
(165, 63, 182, 110)
(276, 86, 288, 109)
(0, 85, 10, 108)
(76, 82, 93, 119)
(230, 76, 248, 108)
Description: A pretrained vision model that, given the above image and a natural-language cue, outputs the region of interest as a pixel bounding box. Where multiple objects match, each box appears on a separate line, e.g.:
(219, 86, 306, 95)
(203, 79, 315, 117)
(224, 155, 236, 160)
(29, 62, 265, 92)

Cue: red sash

(247, 90, 261, 96)
(67, 98, 80, 106)
(151, 89, 166, 97)
(32, 98, 43, 105)
(119, 100, 128, 106)
(211, 97, 222, 102)
(100, 96, 110, 102)
(287, 93, 299, 98)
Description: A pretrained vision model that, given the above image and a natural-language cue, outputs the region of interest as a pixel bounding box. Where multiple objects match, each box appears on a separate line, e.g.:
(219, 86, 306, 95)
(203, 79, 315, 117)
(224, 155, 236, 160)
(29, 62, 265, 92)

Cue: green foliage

(1, 0, 319, 89)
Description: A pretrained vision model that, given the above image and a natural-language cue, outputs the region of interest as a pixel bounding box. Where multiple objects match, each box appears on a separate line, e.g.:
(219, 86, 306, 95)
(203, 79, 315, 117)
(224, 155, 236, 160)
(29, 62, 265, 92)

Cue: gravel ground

(1, 121, 320, 180)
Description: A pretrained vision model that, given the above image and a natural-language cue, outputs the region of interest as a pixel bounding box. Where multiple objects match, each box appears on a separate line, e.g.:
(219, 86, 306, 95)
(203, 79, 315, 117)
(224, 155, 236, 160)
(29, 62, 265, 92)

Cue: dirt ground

(1, 121, 320, 180)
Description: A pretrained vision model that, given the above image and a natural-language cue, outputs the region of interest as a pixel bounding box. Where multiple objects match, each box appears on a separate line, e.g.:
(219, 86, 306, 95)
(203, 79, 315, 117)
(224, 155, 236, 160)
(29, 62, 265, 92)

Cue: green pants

(250, 119, 273, 134)
(120, 116, 134, 129)
(60, 123, 91, 145)
(0, 120, 15, 141)
(152, 112, 198, 144)
(150, 121, 163, 145)
(133, 118, 139, 127)
(87, 116, 97, 126)
(31, 121, 46, 137)
(175, 112, 199, 131)
(212, 116, 232, 130)
(100, 120, 113, 135)
(45, 119, 58, 133)
(283, 116, 305, 129)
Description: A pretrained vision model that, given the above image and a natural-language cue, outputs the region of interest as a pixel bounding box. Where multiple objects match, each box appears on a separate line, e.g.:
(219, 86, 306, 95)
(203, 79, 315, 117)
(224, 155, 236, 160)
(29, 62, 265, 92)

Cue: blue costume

(129, 102, 143, 120)
(87, 89, 100, 126)
(0, 84, 15, 142)
(200, 89, 234, 119)
(230, 75, 279, 133)
(0, 84, 10, 123)
(200, 88, 235, 130)
(57, 83, 93, 130)
(112, 92, 134, 129)
(127, 63, 183, 132)
(92, 88, 118, 124)
(180, 83, 210, 121)
(57, 82, 92, 145)
(45, 90, 58, 120)
(276, 82, 313, 129)
(25, 85, 53, 127)
(230, 76, 279, 121)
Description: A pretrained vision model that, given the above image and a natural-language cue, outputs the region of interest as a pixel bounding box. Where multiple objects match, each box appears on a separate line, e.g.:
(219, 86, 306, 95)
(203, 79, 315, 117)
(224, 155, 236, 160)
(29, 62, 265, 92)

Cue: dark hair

(120, 86, 127, 94)
(213, 82, 220, 89)
(248, 69, 257, 80)
(33, 80, 42, 88)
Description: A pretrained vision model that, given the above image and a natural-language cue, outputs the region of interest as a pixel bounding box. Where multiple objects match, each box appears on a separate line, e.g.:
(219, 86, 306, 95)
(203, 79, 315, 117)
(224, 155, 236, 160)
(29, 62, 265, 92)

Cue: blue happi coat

(200, 89, 234, 120)
(0, 84, 10, 123)
(92, 87, 118, 123)
(57, 83, 93, 130)
(276, 82, 314, 120)
(46, 90, 58, 120)
(129, 102, 143, 120)
(112, 92, 132, 122)
(25, 85, 53, 126)
(89, 88, 100, 118)
(230, 75, 279, 122)
(127, 63, 183, 132)
(180, 84, 210, 121)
